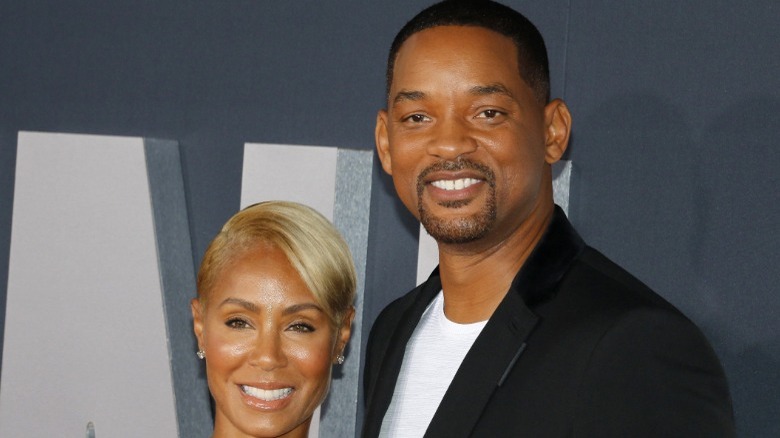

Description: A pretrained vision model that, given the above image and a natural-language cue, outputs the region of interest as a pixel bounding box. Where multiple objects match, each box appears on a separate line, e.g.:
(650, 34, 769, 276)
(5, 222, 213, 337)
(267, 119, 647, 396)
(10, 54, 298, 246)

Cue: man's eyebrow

(392, 90, 426, 105)
(470, 83, 514, 98)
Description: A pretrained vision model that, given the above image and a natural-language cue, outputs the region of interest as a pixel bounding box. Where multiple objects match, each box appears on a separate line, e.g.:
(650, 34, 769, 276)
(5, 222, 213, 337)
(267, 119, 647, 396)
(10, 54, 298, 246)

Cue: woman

(192, 201, 356, 438)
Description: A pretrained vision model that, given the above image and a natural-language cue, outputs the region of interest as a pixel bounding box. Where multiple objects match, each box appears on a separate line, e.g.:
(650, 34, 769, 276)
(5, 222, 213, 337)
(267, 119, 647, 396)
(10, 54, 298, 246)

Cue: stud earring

(196, 349, 205, 360)
(336, 354, 345, 365)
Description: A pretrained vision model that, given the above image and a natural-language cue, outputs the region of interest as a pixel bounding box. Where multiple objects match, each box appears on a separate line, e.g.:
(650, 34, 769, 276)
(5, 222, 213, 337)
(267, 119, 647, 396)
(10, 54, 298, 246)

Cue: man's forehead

(397, 25, 514, 54)
(390, 27, 522, 93)
(393, 26, 518, 73)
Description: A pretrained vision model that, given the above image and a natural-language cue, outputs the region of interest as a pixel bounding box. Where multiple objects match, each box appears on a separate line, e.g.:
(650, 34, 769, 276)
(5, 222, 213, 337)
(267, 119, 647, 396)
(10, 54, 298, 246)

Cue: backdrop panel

(0, 131, 210, 437)
(241, 142, 373, 438)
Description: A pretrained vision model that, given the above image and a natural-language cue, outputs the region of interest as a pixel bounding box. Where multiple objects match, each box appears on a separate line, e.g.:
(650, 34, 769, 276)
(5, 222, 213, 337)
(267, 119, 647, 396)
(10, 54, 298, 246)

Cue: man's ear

(191, 298, 204, 350)
(543, 99, 572, 164)
(375, 110, 393, 175)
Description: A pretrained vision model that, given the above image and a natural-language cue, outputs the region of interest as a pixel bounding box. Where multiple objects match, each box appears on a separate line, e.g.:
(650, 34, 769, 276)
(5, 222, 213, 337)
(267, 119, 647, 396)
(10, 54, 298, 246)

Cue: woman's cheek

(207, 326, 253, 364)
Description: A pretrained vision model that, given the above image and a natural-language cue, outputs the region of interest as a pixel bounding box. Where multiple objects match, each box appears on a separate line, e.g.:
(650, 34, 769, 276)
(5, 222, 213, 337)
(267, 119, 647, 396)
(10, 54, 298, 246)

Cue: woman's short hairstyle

(197, 201, 356, 326)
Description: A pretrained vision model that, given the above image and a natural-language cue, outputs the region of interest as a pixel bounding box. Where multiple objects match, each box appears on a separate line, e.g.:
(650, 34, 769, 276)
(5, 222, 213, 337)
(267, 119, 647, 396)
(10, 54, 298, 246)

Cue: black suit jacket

(363, 208, 735, 437)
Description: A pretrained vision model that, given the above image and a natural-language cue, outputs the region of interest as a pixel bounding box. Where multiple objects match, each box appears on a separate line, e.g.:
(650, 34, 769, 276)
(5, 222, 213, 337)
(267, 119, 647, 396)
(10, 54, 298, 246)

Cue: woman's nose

(248, 332, 287, 371)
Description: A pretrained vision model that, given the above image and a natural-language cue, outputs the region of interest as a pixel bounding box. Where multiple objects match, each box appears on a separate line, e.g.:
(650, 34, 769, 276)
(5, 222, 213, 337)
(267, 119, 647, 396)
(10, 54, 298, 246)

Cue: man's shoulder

(563, 245, 682, 315)
(519, 243, 702, 349)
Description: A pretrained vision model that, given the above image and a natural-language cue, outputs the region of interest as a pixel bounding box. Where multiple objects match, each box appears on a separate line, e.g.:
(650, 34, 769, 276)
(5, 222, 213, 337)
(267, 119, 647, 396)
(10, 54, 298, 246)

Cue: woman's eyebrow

(284, 303, 325, 316)
(218, 297, 258, 312)
(218, 298, 324, 315)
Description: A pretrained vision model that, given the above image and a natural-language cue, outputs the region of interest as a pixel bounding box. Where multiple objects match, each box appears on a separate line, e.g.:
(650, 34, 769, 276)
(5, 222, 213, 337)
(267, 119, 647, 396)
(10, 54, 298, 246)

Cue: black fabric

(363, 207, 735, 437)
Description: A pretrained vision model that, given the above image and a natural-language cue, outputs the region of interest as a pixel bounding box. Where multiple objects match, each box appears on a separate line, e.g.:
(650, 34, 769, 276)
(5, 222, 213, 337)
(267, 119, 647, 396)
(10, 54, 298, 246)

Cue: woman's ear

(335, 306, 355, 360)
(191, 298, 204, 350)
(543, 99, 572, 164)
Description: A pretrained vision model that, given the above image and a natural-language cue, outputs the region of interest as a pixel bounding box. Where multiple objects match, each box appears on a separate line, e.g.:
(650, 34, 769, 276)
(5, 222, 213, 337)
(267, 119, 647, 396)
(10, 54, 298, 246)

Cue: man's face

(376, 25, 567, 247)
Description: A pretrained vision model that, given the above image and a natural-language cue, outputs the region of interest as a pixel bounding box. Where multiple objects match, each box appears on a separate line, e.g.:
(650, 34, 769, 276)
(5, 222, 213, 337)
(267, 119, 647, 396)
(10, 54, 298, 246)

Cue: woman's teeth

(241, 385, 293, 401)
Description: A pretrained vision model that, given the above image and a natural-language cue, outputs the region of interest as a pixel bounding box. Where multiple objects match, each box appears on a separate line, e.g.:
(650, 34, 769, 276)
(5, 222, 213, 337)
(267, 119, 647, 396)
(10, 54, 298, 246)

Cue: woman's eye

(288, 323, 315, 333)
(226, 318, 250, 329)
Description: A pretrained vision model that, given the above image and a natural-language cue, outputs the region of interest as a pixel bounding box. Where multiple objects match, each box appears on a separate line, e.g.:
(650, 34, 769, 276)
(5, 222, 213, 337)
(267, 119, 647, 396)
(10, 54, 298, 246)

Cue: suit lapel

(363, 272, 443, 437)
(424, 207, 585, 436)
(424, 288, 538, 437)
(364, 208, 585, 437)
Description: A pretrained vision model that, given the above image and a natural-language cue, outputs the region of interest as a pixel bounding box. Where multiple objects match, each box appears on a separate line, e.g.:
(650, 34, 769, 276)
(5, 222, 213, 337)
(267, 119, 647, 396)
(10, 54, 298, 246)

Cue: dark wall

(1, 1, 777, 436)
(563, 3, 780, 434)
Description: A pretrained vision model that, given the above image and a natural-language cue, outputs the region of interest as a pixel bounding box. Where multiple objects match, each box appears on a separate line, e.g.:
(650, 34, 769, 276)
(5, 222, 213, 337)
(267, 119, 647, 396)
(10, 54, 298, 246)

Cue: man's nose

(425, 117, 478, 160)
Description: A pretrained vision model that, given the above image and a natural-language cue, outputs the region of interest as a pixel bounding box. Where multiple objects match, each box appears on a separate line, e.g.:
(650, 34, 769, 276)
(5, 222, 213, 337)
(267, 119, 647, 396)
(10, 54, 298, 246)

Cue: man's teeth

(431, 178, 480, 191)
(241, 385, 293, 401)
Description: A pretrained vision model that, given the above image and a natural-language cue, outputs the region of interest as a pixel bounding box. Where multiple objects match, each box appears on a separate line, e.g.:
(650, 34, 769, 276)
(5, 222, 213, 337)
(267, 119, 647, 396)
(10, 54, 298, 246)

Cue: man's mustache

(416, 158, 496, 196)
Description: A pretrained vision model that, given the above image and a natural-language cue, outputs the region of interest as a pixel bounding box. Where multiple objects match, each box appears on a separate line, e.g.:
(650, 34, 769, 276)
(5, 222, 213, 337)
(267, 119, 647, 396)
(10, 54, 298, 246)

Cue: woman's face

(192, 243, 352, 438)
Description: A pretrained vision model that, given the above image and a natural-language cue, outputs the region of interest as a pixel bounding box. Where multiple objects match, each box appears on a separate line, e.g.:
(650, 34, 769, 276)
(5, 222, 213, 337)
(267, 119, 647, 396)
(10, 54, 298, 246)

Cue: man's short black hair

(386, 0, 550, 104)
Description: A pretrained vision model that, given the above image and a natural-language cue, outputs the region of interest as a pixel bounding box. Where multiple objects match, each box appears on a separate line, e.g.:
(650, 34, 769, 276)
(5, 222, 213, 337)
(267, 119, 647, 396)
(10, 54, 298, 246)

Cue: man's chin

(417, 186, 497, 244)
(420, 215, 491, 245)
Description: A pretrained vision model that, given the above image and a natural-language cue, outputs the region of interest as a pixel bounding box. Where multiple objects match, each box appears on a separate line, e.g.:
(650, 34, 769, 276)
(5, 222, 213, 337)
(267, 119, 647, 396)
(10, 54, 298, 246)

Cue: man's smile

(430, 177, 481, 191)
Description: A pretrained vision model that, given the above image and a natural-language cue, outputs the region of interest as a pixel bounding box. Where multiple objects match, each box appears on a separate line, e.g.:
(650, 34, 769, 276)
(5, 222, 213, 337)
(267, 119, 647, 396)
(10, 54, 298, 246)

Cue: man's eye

(288, 323, 315, 333)
(226, 318, 250, 329)
(405, 114, 428, 123)
(479, 109, 502, 119)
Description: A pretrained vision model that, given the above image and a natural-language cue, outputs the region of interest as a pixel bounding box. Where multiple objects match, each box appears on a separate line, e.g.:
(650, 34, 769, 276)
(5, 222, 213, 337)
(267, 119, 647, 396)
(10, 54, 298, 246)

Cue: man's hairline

(386, 23, 544, 107)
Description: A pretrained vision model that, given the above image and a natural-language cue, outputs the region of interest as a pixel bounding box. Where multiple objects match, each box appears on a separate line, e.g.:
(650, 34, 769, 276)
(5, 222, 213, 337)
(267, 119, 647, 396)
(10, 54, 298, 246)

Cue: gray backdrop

(0, 1, 777, 436)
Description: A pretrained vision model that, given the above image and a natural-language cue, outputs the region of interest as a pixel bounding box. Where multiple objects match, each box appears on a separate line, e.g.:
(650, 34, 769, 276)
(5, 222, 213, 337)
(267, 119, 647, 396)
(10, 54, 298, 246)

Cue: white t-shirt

(379, 291, 488, 438)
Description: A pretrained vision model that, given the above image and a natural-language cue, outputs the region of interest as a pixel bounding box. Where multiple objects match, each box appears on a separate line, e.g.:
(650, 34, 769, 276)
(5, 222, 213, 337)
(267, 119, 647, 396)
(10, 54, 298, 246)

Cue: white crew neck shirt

(379, 291, 488, 438)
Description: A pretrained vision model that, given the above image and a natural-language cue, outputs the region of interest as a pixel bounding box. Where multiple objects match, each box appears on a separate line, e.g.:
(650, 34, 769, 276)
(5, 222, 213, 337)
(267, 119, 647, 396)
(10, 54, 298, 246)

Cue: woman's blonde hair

(197, 201, 356, 326)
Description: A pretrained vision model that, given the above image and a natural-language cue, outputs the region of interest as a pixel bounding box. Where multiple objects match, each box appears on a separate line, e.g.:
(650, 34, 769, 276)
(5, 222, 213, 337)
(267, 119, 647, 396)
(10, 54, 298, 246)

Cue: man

(362, 1, 735, 437)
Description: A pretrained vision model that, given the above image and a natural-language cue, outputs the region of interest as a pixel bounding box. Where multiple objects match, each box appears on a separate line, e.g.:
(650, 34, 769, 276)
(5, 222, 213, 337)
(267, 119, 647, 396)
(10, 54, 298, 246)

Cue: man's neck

(436, 204, 553, 324)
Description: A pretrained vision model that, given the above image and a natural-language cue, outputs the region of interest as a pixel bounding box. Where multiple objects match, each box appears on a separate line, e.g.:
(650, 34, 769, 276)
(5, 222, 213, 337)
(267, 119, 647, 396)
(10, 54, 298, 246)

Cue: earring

(196, 349, 205, 360)
(336, 354, 345, 365)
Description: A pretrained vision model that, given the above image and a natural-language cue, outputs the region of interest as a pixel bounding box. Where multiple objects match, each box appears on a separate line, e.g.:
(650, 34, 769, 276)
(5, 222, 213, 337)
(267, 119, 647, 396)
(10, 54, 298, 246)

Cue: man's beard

(416, 159, 497, 244)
